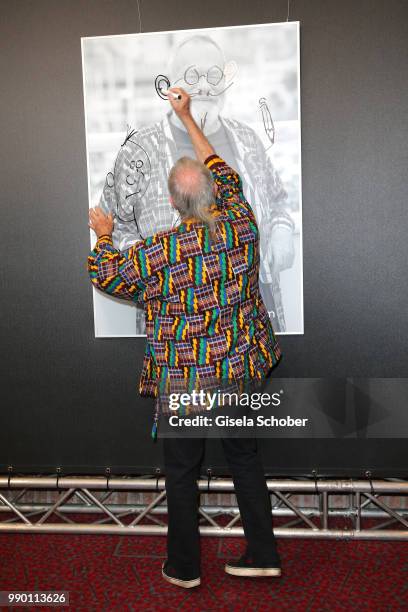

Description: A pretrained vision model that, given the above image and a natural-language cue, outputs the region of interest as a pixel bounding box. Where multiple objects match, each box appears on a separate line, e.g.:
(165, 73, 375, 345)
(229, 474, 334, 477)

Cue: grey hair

(168, 157, 217, 239)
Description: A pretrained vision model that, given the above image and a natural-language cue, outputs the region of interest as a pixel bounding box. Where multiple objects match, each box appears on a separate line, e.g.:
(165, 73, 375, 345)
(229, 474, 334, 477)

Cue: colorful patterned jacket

(87, 155, 283, 437)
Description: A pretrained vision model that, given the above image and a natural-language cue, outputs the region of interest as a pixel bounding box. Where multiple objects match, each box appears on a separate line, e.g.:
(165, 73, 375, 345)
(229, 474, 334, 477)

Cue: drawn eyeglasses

(182, 65, 224, 87)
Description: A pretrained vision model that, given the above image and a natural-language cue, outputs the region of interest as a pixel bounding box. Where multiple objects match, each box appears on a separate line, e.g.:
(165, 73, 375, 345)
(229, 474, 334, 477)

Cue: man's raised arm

(168, 87, 215, 163)
(168, 87, 245, 204)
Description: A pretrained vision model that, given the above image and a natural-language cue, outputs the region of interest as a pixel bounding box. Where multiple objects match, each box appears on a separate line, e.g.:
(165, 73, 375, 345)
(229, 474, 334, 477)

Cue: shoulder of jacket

(221, 116, 262, 155)
(151, 227, 179, 242)
(221, 115, 257, 135)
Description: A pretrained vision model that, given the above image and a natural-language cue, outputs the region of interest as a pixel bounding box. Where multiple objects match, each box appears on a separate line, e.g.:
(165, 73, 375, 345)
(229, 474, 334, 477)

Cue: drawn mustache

(188, 82, 234, 98)
(190, 95, 217, 101)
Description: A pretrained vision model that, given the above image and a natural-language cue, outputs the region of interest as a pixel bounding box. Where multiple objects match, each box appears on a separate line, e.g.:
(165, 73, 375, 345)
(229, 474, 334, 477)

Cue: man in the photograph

(99, 34, 295, 332)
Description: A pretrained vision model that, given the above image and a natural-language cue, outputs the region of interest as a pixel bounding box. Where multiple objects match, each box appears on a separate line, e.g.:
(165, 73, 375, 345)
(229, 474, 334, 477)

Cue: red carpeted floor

(1, 522, 407, 611)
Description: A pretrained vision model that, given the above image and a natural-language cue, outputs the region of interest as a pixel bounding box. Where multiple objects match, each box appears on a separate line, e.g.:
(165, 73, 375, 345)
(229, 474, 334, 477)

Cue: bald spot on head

(173, 165, 202, 197)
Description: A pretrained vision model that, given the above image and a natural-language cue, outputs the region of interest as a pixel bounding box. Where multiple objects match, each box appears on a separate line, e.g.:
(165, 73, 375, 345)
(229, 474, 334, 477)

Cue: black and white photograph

(82, 21, 303, 336)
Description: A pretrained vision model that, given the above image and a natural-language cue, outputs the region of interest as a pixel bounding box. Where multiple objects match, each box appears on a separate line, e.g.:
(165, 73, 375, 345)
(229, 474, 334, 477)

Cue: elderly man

(88, 88, 282, 588)
(99, 34, 295, 332)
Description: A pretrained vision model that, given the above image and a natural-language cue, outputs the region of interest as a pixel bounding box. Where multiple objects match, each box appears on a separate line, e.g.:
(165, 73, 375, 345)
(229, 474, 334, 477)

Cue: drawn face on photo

(169, 37, 236, 133)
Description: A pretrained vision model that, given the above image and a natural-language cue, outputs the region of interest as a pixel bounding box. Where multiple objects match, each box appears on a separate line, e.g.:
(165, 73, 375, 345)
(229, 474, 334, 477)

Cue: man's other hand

(168, 87, 191, 120)
(88, 206, 114, 238)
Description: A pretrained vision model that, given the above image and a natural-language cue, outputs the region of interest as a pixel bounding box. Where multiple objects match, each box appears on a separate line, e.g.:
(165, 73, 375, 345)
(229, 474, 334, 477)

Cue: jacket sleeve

(253, 132, 295, 233)
(87, 233, 153, 303)
(204, 154, 253, 216)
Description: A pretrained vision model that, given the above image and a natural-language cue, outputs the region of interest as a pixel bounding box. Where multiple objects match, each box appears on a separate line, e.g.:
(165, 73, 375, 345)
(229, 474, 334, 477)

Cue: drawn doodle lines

(104, 124, 152, 233)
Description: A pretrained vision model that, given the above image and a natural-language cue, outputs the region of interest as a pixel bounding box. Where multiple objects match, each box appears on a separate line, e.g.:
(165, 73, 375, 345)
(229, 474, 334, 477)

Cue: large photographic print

(82, 21, 303, 336)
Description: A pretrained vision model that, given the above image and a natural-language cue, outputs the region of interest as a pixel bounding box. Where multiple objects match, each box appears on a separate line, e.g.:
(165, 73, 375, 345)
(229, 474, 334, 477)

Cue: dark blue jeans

(163, 436, 280, 575)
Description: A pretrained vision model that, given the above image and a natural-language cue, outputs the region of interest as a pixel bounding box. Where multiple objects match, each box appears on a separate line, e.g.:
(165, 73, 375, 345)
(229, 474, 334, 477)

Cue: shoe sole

(225, 564, 281, 577)
(161, 564, 201, 588)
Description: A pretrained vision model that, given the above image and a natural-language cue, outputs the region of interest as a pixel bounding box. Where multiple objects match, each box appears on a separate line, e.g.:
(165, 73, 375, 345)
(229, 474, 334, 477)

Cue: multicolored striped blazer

(87, 154, 283, 437)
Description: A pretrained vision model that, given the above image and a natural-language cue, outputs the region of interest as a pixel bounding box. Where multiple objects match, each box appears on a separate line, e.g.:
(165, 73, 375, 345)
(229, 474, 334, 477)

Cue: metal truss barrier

(0, 475, 407, 540)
